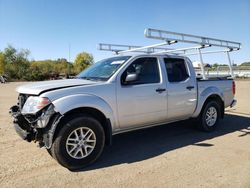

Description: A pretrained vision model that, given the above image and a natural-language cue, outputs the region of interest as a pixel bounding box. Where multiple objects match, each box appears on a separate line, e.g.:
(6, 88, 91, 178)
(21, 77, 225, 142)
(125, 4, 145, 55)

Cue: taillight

(232, 81, 236, 95)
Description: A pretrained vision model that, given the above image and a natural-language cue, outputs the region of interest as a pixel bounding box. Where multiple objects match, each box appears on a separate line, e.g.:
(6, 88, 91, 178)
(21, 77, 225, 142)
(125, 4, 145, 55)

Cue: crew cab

(10, 54, 236, 170)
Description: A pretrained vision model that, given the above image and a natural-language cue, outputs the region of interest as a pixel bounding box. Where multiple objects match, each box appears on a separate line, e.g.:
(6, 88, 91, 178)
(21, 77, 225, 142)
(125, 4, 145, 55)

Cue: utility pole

(67, 43, 71, 78)
(68, 43, 71, 63)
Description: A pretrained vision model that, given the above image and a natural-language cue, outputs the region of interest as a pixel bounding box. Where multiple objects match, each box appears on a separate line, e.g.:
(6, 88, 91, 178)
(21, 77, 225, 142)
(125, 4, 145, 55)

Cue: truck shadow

(78, 113, 250, 172)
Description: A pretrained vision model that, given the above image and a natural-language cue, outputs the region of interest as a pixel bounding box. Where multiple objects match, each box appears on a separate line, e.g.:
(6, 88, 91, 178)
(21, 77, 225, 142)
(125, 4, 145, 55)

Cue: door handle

(186, 86, 195, 90)
(155, 88, 166, 93)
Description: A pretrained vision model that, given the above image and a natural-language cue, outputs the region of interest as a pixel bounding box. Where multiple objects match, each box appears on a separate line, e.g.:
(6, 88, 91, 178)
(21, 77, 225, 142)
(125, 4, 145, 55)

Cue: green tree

(27, 59, 74, 80)
(74, 52, 93, 74)
(27, 60, 54, 80)
(55, 58, 73, 76)
(3, 45, 30, 80)
(212, 63, 219, 68)
(240, 62, 250, 66)
(0, 45, 93, 81)
(0, 52, 6, 75)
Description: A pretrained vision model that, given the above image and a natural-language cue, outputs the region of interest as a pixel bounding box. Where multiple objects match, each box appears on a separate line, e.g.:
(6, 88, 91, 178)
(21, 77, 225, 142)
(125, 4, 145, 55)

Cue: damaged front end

(9, 95, 63, 149)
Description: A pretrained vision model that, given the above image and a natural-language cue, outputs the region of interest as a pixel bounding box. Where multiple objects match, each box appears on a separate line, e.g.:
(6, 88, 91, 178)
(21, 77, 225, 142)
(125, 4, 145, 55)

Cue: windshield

(77, 56, 131, 81)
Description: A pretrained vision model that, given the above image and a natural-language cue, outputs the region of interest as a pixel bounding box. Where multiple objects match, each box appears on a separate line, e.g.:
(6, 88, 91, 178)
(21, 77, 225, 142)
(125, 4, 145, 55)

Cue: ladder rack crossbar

(184, 49, 232, 56)
(98, 43, 177, 54)
(152, 45, 208, 55)
(145, 28, 241, 50)
(118, 41, 171, 54)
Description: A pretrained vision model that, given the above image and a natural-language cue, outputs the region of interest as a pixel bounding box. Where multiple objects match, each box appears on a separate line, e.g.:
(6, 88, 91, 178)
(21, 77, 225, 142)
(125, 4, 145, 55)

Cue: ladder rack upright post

(197, 48, 207, 79)
(226, 51, 234, 78)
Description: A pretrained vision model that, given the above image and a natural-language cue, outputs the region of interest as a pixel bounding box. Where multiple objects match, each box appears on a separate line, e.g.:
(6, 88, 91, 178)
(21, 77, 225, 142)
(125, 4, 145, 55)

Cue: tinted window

(164, 58, 189, 82)
(121, 57, 160, 85)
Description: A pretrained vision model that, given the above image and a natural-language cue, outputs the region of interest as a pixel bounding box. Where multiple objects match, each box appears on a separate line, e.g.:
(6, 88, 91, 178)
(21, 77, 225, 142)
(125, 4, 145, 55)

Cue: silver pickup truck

(10, 54, 236, 170)
(10, 28, 240, 170)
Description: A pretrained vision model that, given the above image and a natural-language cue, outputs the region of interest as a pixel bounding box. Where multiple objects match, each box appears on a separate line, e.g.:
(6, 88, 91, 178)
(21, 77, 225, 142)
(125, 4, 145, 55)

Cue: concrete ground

(0, 81, 249, 188)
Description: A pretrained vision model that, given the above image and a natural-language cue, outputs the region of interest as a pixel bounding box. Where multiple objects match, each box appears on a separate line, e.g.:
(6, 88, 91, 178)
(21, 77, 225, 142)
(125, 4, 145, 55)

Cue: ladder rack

(145, 28, 241, 50)
(98, 28, 241, 79)
(97, 43, 177, 54)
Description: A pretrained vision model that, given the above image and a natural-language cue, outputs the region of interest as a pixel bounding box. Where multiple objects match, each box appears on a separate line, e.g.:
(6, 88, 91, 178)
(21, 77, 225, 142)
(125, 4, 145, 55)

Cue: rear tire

(197, 101, 221, 132)
(50, 114, 105, 170)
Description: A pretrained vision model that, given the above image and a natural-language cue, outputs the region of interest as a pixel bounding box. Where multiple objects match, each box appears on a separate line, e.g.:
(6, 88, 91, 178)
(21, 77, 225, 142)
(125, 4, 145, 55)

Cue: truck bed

(197, 78, 234, 108)
(196, 75, 233, 81)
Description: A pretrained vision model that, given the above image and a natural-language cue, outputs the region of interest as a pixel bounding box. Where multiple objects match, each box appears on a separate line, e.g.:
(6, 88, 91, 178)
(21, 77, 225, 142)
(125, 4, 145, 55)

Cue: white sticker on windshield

(111, 60, 125, 65)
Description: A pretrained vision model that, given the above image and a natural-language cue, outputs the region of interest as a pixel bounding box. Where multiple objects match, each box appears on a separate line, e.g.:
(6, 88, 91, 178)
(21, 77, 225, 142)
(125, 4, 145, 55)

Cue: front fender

(192, 86, 224, 118)
(52, 94, 116, 129)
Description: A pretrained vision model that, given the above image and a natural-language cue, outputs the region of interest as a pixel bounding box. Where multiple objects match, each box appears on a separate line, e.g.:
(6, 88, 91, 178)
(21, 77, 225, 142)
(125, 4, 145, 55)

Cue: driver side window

(121, 57, 160, 85)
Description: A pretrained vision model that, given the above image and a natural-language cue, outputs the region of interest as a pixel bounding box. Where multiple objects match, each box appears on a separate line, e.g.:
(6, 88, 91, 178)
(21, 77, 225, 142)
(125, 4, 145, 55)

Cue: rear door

(116, 57, 168, 129)
(163, 57, 197, 120)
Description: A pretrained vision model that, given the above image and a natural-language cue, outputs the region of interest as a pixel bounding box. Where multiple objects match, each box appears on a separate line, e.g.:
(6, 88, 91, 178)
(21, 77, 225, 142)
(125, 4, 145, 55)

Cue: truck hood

(16, 79, 98, 95)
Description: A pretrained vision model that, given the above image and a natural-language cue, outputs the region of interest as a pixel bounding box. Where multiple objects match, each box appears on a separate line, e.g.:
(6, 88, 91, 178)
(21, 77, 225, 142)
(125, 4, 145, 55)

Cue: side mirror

(124, 73, 138, 84)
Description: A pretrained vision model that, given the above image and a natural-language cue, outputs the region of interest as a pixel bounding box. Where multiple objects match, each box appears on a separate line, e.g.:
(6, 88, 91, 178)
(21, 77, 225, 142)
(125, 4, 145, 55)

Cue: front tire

(197, 101, 221, 132)
(50, 114, 105, 170)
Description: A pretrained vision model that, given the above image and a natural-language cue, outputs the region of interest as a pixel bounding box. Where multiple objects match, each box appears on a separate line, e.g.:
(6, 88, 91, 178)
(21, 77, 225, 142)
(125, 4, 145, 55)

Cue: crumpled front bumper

(9, 104, 63, 148)
(14, 122, 29, 140)
(9, 105, 34, 142)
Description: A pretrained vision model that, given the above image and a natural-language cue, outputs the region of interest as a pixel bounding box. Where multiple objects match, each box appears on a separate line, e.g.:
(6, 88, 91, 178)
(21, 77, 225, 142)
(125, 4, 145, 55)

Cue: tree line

(0, 45, 93, 81)
(208, 62, 250, 70)
(0, 45, 250, 81)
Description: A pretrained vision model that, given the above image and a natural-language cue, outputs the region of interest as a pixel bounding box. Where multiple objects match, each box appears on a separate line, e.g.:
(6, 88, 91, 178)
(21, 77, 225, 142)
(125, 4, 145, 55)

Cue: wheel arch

(46, 94, 116, 148)
(192, 87, 225, 118)
(202, 94, 224, 118)
(53, 107, 113, 146)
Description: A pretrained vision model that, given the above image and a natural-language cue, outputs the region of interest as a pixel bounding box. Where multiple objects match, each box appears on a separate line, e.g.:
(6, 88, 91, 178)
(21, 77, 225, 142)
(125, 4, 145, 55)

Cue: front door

(116, 57, 167, 129)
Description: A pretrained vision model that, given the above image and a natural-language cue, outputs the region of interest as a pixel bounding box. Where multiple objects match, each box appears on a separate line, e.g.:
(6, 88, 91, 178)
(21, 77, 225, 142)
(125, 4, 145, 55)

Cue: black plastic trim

(105, 118, 113, 146)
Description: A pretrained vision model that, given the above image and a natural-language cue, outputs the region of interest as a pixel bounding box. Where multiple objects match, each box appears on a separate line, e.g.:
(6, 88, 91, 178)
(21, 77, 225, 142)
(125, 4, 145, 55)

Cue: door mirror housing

(124, 73, 138, 84)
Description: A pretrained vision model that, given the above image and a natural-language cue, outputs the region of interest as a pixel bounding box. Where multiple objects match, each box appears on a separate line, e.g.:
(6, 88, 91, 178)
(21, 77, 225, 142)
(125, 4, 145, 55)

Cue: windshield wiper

(78, 76, 92, 80)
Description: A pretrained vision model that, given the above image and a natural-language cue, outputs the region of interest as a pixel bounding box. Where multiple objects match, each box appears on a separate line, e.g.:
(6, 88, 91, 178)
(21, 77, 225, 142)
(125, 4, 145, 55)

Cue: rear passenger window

(164, 58, 189, 82)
